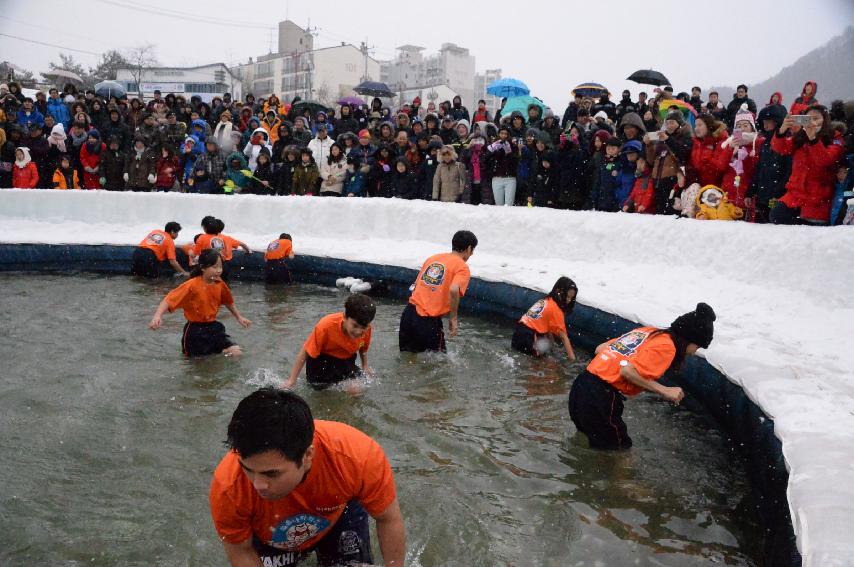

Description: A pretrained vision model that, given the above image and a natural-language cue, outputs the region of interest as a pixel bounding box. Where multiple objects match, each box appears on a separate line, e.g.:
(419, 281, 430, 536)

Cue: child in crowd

(417, 141, 442, 200)
(13, 147, 39, 188)
(291, 148, 318, 196)
(527, 151, 557, 207)
(590, 136, 622, 211)
(155, 146, 180, 192)
(830, 161, 852, 225)
(148, 249, 251, 357)
(344, 155, 366, 197)
(51, 154, 80, 189)
(284, 294, 376, 390)
(247, 147, 275, 195)
(511, 277, 578, 360)
(391, 157, 418, 199)
(100, 135, 126, 190)
(623, 157, 655, 214)
(275, 145, 299, 195)
(616, 141, 643, 209)
(264, 233, 295, 284)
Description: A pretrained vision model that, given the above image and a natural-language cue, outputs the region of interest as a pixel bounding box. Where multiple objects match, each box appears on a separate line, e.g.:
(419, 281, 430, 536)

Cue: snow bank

(1, 189, 853, 565)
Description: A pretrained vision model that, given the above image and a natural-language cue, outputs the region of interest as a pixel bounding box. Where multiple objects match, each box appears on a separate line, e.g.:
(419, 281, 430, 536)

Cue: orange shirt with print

(209, 420, 397, 552)
(138, 229, 177, 262)
(409, 252, 471, 317)
(519, 297, 567, 336)
(265, 238, 294, 261)
(193, 233, 241, 261)
(180, 243, 198, 266)
(304, 312, 371, 360)
(586, 326, 676, 397)
(165, 277, 234, 323)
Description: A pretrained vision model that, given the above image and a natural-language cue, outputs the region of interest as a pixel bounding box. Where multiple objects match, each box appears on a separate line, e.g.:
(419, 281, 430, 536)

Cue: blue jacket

(616, 143, 642, 207)
(16, 108, 45, 130)
(47, 97, 71, 129)
(591, 155, 621, 212)
(830, 155, 854, 225)
(344, 169, 365, 197)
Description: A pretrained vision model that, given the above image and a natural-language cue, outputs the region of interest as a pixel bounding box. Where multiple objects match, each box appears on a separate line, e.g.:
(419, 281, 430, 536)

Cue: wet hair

(451, 230, 478, 253)
(190, 249, 221, 278)
(201, 215, 216, 230)
(202, 216, 220, 234)
(226, 387, 315, 464)
(548, 277, 578, 314)
(344, 293, 376, 327)
(164, 221, 181, 233)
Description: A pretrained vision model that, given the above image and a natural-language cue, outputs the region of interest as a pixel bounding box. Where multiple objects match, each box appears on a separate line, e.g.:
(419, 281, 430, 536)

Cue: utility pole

(360, 38, 374, 82)
(303, 22, 318, 99)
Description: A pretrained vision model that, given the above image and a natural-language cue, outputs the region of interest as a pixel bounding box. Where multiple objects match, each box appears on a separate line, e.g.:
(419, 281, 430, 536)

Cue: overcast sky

(2, 0, 852, 108)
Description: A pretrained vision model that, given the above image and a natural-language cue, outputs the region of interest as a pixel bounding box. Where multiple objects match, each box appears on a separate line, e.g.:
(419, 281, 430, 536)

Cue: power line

(0, 33, 101, 56)
(0, 16, 125, 50)
(95, 0, 276, 30)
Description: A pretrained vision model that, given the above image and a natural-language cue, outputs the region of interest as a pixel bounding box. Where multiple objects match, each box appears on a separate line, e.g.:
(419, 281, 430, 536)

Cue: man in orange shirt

(284, 294, 375, 390)
(210, 388, 405, 567)
(568, 303, 716, 450)
(264, 233, 295, 284)
(399, 230, 477, 353)
(131, 221, 189, 278)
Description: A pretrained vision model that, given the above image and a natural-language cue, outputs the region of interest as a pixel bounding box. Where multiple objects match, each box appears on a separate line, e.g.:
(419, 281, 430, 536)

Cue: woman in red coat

(789, 81, 818, 116)
(770, 104, 844, 224)
(689, 113, 728, 187)
(79, 129, 105, 189)
(12, 147, 39, 188)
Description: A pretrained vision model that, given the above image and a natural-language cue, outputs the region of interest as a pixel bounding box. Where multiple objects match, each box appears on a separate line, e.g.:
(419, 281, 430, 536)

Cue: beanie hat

(665, 110, 685, 125)
(670, 303, 716, 348)
(358, 129, 371, 140)
(413, 96, 421, 104)
(733, 103, 756, 132)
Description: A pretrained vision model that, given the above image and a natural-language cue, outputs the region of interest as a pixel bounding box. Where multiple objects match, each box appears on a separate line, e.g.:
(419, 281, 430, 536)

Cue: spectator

(47, 88, 71, 130)
(617, 112, 646, 144)
(591, 92, 617, 121)
(319, 143, 347, 197)
(717, 104, 763, 211)
(725, 85, 757, 130)
(0, 127, 15, 187)
(390, 157, 418, 199)
(224, 151, 249, 194)
(690, 113, 728, 187)
(527, 151, 557, 207)
(615, 90, 637, 123)
(124, 137, 156, 192)
(746, 104, 791, 223)
(789, 81, 818, 116)
(16, 98, 44, 132)
(623, 156, 655, 214)
(644, 110, 694, 213)
(162, 112, 187, 154)
(246, 147, 275, 195)
(450, 96, 469, 122)
(102, 107, 131, 152)
(590, 136, 622, 211)
(291, 147, 318, 196)
(24, 123, 50, 188)
(100, 135, 126, 191)
(154, 145, 180, 192)
(562, 94, 583, 129)
(705, 91, 727, 122)
(307, 124, 334, 172)
(488, 126, 519, 206)
(243, 127, 272, 171)
(336, 105, 359, 136)
(433, 145, 467, 202)
(472, 100, 491, 124)
(12, 147, 39, 188)
(52, 154, 80, 189)
(689, 87, 704, 114)
(79, 129, 105, 189)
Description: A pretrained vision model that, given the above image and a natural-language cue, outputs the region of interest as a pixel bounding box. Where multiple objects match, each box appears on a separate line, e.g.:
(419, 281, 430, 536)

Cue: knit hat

(665, 110, 685, 125)
(358, 129, 371, 140)
(670, 303, 716, 348)
(413, 96, 421, 104)
(733, 103, 756, 132)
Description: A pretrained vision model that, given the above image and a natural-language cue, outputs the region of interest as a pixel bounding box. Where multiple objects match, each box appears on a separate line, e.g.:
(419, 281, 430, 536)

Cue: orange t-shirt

(265, 238, 294, 261)
(519, 297, 567, 336)
(165, 277, 234, 323)
(180, 243, 198, 266)
(408, 252, 471, 317)
(586, 326, 676, 397)
(193, 233, 241, 261)
(138, 229, 177, 262)
(209, 420, 397, 552)
(304, 312, 371, 360)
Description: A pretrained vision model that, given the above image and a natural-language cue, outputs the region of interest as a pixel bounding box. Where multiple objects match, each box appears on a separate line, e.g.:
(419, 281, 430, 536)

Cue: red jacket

(716, 136, 764, 210)
(155, 155, 180, 188)
(626, 175, 656, 213)
(789, 81, 817, 116)
(13, 161, 39, 188)
(690, 127, 729, 186)
(770, 131, 844, 221)
(79, 142, 105, 189)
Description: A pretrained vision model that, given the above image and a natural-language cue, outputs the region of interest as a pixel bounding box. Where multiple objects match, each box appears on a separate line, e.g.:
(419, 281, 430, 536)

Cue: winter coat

(79, 142, 106, 189)
(224, 151, 249, 193)
(561, 102, 579, 129)
(591, 97, 617, 121)
(555, 143, 588, 209)
(100, 147, 126, 190)
(343, 169, 365, 197)
(626, 174, 656, 213)
(590, 155, 621, 211)
(155, 155, 180, 188)
(0, 139, 15, 187)
(213, 120, 236, 155)
(689, 124, 729, 186)
(13, 149, 39, 188)
(432, 160, 467, 202)
(262, 117, 283, 143)
(487, 139, 518, 178)
(416, 155, 439, 200)
(349, 143, 376, 167)
(450, 105, 470, 122)
(307, 136, 334, 170)
(101, 117, 131, 151)
(191, 150, 226, 193)
(645, 124, 693, 183)
(615, 97, 638, 123)
(16, 108, 45, 131)
(789, 81, 818, 116)
(528, 166, 557, 207)
(335, 114, 360, 137)
(391, 169, 419, 199)
(246, 159, 276, 195)
(243, 128, 273, 171)
(162, 122, 187, 153)
(124, 148, 156, 189)
(292, 161, 319, 196)
(717, 135, 764, 209)
(276, 159, 298, 195)
(770, 131, 845, 221)
(746, 132, 791, 206)
(47, 97, 71, 129)
(52, 167, 80, 189)
(616, 152, 639, 207)
(696, 185, 744, 221)
(726, 95, 757, 129)
(461, 145, 494, 205)
(24, 135, 50, 188)
(319, 158, 348, 195)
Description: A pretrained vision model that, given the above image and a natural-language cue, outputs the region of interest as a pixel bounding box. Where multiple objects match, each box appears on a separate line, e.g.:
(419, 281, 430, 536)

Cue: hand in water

(237, 316, 252, 328)
(663, 386, 684, 405)
(148, 316, 162, 330)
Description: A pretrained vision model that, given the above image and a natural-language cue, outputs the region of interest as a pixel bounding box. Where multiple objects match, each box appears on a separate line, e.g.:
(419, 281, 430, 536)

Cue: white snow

(1, 189, 852, 565)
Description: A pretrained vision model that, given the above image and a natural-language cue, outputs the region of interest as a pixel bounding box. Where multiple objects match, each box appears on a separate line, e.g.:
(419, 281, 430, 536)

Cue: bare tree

(124, 44, 159, 97)
(315, 81, 332, 107)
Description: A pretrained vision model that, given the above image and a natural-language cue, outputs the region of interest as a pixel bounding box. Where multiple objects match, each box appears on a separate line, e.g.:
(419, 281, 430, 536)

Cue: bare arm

(222, 539, 262, 567)
(169, 259, 189, 276)
(225, 303, 252, 328)
(619, 362, 683, 404)
(359, 350, 372, 378)
(237, 241, 251, 253)
(149, 297, 170, 329)
(284, 347, 307, 389)
(448, 284, 461, 336)
(373, 498, 406, 567)
(557, 330, 576, 361)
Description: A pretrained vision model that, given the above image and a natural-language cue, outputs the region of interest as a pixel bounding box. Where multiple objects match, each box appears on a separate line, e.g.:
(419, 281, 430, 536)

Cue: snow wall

(2, 190, 854, 566)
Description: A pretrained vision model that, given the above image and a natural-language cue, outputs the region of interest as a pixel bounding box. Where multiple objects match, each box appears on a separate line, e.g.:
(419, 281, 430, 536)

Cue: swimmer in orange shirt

(511, 277, 578, 360)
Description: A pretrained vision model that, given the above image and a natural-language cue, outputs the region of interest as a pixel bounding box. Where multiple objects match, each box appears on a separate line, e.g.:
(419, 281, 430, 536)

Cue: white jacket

(307, 136, 333, 169)
(319, 159, 348, 194)
(243, 127, 272, 170)
(213, 121, 235, 154)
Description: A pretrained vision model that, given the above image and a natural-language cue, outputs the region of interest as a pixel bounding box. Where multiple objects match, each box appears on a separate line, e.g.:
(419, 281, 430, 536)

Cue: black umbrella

(288, 100, 330, 119)
(94, 80, 126, 100)
(353, 81, 395, 98)
(627, 70, 671, 87)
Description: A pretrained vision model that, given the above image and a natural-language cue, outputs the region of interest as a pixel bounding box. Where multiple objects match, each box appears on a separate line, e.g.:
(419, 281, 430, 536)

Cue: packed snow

(1, 189, 852, 566)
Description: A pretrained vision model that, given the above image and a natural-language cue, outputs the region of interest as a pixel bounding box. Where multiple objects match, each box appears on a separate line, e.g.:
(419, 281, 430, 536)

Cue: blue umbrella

(486, 78, 530, 98)
(572, 82, 609, 98)
(500, 95, 545, 119)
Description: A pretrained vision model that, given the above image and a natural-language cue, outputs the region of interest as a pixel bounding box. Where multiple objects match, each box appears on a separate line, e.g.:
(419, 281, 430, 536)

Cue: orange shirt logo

(609, 330, 649, 356)
(146, 232, 165, 246)
(525, 299, 546, 320)
(267, 240, 280, 252)
(210, 237, 225, 250)
(421, 262, 446, 287)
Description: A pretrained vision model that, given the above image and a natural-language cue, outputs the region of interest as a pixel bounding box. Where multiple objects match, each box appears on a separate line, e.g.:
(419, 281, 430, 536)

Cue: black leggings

(568, 370, 632, 450)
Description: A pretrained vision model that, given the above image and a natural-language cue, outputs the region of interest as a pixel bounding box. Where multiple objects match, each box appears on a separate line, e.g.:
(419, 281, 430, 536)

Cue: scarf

(48, 134, 67, 153)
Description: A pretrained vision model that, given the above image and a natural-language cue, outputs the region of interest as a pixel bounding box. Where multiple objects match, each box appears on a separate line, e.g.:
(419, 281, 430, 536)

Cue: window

(253, 79, 274, 94)
(185, 83, 219, 93)
(255, 62, 273, 78)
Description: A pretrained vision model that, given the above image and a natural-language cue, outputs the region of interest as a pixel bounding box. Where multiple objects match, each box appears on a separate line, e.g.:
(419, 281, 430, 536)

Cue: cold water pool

(0, 273, 761, 565)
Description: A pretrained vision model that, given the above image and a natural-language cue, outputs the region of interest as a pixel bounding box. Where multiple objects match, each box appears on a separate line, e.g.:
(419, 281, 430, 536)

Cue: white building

(115, 63, 242, 103)
(230, 20, 380, 107)
(380, 43, 476, 108)
(474, 68, 503, 115)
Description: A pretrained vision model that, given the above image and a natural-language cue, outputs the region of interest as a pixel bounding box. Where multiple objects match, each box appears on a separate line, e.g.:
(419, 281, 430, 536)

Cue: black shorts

(264, 259, 293, 284)
(510, 321, 542, 356)
(251, 500, 373, 567)
(305, 353, 361, 390)
(567, 370, 632, 450)
(131, 247, 160, 278)
(181, 321, 234, 357)
(398, 303, 445, 353)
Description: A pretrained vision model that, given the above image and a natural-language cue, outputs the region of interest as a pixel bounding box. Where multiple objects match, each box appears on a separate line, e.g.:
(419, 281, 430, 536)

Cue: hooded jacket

(746, 105, 791, 205)
(319, 151, 347, 195)
(101, 114, 131, 152)
(432, 157, 468, 202)
(645, 122, 694, 183)
(789, 81, 818, 116)
(13, 147, 39, 188)
(79, 130, 106, 189)
(307, 134, 334, 169)
(690, 120, 729, 187)
(47, 96, 71, 129)
(100, 138, 126, 190)
(225, 151, 249, 192)
(243, 127, 273, 171)
(617, 112, 647, 142)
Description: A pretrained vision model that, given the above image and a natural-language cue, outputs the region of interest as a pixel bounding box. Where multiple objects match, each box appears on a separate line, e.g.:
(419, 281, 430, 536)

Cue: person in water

(148, 249, 251, 357)
(284, 294, 375, 390)
(209, 387, 405, 567)
(192, 217, 251, 282)
(511, 277, 578, 360)
(264, 233, 295, 284)
(568, 302, 716, 450)
(399, 230, 477, 353)
(131, 221, 189, 278)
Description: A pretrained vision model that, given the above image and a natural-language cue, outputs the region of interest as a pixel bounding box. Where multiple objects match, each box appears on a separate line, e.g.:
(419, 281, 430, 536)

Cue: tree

(123, 44, 159, 96)
(89, 50, 130, 82)
(0, 62, 36, 87)
(48, 53, 87, 77)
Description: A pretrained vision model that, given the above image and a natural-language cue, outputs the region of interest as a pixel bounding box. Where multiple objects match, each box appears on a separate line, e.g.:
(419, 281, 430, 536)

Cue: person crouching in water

(148, 249, 252, 357)
(511, 277, 577, 360)
(264, 233, 294, 284)
(568, 302, 716, 450)
(284, 294, 375, 390)
(132, 221, 189, 278)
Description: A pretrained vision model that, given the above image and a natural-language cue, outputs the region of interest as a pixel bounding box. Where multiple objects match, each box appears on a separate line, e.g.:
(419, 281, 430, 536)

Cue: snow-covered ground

(1, 189, 852, 566)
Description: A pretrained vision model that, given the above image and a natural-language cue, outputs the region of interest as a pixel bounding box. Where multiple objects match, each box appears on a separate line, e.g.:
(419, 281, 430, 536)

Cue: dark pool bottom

(0, 244, 800, 566)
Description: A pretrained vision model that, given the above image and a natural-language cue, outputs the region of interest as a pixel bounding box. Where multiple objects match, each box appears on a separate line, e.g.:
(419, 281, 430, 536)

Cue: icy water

(0, 273, 761, 566)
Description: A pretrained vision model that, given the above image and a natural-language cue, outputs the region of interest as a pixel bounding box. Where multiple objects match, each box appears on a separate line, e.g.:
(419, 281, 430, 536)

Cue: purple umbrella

(337, 95, 367, 107)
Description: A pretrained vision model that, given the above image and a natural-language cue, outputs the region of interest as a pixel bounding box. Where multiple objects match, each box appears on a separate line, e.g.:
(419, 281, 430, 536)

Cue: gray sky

(2, 0, 852, 109)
